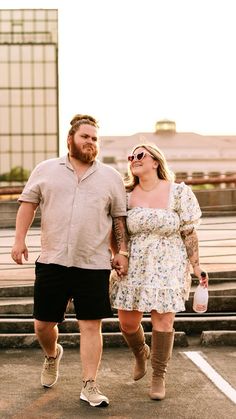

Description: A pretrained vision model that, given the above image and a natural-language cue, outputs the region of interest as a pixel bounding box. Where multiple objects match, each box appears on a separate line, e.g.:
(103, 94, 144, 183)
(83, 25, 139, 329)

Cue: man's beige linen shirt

(19, 155, 127, 269)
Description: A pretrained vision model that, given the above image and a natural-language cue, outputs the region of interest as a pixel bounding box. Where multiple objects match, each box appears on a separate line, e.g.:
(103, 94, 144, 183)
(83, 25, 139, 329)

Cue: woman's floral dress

(110, 182, 202, 313)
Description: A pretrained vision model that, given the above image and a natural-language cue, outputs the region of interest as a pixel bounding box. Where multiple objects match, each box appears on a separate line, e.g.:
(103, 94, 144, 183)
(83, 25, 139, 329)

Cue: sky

(1, 0, 236, 152)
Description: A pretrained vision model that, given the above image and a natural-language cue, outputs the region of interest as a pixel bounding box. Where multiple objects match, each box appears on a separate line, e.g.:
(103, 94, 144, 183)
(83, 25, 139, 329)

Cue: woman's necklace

(138, 180, 160, 192)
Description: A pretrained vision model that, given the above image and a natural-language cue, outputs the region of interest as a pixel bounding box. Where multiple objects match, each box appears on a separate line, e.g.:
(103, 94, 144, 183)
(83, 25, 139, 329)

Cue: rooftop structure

(99, 121, 236, 178)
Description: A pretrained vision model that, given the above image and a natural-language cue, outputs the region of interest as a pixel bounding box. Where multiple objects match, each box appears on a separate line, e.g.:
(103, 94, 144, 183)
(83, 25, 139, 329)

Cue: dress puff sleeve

(177, 182, 202, 232)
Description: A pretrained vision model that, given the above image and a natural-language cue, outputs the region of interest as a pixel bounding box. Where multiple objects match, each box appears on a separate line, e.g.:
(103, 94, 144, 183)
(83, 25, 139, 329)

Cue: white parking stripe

(183, 351, 236, 404)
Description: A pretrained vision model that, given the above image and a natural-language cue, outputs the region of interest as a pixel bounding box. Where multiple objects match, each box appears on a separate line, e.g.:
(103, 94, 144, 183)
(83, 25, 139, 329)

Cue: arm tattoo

(112, 216, 129, 251)
(181, 228, 199, 267)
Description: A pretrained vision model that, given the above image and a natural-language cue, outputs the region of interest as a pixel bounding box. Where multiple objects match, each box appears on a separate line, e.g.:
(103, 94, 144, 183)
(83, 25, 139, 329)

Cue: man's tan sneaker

(41, 344, 63, 388)
(80, 380, 109, 407)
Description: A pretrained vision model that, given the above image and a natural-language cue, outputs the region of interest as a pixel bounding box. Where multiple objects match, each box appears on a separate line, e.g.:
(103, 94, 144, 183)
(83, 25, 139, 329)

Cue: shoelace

(44, 357, 56, 371)
(84, 380, 100, 394)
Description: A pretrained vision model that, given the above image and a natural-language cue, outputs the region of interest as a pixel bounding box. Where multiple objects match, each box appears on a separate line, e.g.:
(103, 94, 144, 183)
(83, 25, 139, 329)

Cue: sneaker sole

(41, 344, 64, 388)
(80, 393, 109, 407)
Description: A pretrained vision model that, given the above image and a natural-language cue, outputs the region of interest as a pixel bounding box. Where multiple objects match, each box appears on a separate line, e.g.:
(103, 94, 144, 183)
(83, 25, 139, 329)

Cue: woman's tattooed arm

(181, 227, 209, 286)
(181, 228, 199, 267)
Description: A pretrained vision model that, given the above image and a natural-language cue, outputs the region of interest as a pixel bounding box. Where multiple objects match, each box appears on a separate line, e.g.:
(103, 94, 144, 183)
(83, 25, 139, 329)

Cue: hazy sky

(1, 0, 236, 146)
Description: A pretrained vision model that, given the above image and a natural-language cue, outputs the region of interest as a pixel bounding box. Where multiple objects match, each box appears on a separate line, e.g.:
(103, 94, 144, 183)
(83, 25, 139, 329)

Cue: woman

(110, 143, 208, 400)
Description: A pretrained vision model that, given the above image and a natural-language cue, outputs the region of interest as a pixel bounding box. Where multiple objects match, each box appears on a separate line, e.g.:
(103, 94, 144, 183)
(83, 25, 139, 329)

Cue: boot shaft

(151, 330, 175, 375)
(121, 324, 150, 381)
(149, 330, 175, 400)
(121, 325, 146, 355)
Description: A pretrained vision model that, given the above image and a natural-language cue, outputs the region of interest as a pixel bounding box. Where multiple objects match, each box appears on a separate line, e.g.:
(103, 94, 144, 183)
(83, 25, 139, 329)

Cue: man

(11, 114, 129, 408)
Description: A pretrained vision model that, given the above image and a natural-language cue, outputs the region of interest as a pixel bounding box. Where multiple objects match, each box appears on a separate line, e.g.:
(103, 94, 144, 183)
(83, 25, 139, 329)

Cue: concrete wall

(194, 188, 236, 214)
(0, 201, 41, 228)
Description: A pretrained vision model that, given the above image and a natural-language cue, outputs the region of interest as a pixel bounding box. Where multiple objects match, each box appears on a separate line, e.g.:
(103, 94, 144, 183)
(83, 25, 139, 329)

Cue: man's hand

(11, 242, 28, 265)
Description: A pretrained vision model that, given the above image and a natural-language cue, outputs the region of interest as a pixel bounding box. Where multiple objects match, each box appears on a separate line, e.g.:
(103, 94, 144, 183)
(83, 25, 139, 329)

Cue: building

(0, 9, 58, 185)
(99, 120, 236, 179)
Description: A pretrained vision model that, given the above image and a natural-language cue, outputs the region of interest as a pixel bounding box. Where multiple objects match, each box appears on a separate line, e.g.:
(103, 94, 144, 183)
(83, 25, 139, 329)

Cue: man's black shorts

(34, 262, 113, 322)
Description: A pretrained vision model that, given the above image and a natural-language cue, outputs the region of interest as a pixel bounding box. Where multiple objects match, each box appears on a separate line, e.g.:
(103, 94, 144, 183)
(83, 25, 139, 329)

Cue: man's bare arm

(111, 216, 129, 276)
(111, 216, 129, 254)
(11, 202, 38, 264)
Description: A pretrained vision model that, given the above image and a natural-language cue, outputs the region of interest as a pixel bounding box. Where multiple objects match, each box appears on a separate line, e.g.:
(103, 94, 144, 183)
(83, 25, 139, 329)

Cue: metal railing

(0, 173, 236, 195)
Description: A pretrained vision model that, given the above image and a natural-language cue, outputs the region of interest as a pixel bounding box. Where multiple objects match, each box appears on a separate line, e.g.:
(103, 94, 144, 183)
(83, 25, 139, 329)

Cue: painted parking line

(183, 351, 236, 404)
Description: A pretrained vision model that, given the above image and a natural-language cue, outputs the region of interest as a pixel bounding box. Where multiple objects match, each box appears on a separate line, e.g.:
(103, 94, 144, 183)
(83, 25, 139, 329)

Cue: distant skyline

(1, 0, 236, 155)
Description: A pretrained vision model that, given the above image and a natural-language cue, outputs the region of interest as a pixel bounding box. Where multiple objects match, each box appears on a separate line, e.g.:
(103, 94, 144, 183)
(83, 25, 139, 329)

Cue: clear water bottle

(193, 272, 208, 313)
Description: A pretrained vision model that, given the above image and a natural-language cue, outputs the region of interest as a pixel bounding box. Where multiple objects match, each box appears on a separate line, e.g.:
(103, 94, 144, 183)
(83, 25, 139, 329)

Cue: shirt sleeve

(18, 164, 42, 204)
(110, 171, 127, 217)
(177, 182, 202, 232)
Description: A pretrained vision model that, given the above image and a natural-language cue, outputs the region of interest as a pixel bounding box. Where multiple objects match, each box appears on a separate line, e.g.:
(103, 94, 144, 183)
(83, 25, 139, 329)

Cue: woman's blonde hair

(125, 143, 175, 191)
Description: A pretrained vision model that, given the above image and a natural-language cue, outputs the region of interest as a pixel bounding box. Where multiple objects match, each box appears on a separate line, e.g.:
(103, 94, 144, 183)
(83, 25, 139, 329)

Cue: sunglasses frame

(127, 151, 154, 162)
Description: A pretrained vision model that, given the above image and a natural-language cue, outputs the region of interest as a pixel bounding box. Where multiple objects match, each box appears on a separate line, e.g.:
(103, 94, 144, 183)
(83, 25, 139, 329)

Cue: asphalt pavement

(0, 343, 236, 419)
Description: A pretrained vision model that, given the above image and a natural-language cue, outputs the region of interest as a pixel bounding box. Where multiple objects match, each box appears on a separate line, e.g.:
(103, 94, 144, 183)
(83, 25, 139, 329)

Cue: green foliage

(192, 184, 215, 190)
(0, 166, 30, 181)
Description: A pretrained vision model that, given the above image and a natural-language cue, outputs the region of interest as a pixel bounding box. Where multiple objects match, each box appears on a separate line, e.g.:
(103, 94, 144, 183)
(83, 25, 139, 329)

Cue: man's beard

(69, 140, 98, 163)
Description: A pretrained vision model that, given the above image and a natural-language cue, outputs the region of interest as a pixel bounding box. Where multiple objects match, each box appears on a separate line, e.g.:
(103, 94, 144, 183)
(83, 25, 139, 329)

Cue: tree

(0, 166, 30, 181)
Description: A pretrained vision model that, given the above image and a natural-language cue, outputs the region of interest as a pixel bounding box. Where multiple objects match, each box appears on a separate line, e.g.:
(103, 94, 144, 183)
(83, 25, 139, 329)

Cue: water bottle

(193, 272, 208, 313)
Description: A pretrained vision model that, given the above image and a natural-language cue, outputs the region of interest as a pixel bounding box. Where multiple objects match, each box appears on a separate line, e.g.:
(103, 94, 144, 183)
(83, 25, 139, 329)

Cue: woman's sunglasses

(127, 151, 154, 162)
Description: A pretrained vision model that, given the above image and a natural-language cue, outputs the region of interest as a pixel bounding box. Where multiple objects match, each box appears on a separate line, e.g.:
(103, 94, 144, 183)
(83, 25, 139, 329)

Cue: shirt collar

(59, 154, 100, 175)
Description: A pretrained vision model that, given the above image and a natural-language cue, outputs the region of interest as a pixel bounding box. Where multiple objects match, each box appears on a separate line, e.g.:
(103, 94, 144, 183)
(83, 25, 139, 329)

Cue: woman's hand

(111, 254, 128, 277)
(193, 265, 209, 288)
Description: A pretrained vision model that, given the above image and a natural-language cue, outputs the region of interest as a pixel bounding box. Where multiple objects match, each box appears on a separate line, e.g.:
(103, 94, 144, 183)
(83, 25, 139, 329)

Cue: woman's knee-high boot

(121, 325, 150, 380)
(149, 329, 175, 400)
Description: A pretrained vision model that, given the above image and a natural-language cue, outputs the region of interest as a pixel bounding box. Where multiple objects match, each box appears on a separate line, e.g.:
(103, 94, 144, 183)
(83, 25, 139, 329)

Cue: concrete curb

(0, 316, 236, 335)
(1, 330, 236, 348)
(0, 331, 188, 348)
(200, 330, 236, 346)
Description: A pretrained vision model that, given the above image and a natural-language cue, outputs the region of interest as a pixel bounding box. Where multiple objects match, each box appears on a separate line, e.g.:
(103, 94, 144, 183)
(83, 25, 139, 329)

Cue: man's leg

(34, 319, 58, 357)
(73, 268, 111, 406)
(78, 319, 102, 381)
(33, 263, 69, 388)
(79, 319, 109, 407)
(35, 319, 63, 388)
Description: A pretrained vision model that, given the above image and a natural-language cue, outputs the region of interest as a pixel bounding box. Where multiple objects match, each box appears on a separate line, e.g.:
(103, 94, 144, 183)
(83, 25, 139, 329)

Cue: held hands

(193, 265, 209, 288)
(111, 253, 128, 277)
(11, 242, 28, 265)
